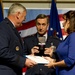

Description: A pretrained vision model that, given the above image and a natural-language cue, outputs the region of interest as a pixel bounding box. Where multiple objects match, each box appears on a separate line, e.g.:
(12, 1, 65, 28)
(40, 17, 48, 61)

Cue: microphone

(37, 36, 46, 56)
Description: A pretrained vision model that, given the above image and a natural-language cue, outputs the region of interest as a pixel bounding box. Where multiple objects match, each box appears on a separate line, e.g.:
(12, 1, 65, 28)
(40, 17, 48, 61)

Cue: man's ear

(16, 12, 20, 20)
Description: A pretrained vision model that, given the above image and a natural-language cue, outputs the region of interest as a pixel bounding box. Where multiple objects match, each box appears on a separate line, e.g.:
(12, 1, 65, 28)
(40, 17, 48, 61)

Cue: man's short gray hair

(8, 3, 26, 16)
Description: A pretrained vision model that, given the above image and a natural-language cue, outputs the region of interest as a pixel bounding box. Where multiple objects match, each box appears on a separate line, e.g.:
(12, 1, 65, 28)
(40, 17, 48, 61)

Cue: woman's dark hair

(63, 10, 75, 34)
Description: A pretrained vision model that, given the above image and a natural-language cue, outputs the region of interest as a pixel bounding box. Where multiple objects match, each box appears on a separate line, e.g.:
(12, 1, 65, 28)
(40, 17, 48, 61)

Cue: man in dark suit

(23, 14, 60, 75)
(0, 3, 36, 75)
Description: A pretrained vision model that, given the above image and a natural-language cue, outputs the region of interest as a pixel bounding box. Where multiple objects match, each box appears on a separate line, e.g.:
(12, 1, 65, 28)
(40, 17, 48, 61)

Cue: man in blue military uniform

(24, 14, 60, 75)
(0, 3, 36, 75)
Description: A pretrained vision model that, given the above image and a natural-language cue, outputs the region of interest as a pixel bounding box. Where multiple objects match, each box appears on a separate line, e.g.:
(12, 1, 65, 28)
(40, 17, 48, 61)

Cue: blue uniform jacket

(0, 18, 26, 75)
